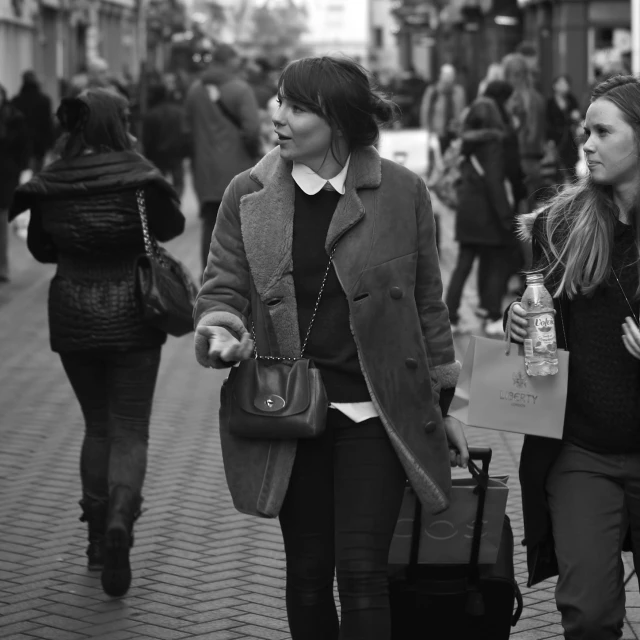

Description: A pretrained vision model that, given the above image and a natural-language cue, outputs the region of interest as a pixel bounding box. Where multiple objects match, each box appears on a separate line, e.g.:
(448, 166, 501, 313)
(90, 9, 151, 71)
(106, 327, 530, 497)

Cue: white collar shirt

(291, 155, 351, 195)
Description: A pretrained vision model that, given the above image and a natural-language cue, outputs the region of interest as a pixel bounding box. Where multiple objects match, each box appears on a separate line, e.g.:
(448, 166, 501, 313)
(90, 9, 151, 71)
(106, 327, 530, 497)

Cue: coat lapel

(240, 148, 295, 299)
(325, 146, 382, 252)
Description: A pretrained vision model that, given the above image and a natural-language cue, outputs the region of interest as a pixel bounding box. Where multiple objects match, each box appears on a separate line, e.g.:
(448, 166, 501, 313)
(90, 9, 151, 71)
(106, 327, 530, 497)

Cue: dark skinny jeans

(278, 409, 407, 640)
(445, 244, 511, 323)
(60, 348, 162, 503)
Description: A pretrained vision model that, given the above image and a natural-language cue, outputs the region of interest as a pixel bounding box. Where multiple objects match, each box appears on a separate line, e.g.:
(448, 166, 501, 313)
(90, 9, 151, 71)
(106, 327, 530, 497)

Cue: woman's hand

(444, 416, 469, 469)
(622, 317, 640, 361)
(509, 302, 528, 343)
(196, 325, 254, 366)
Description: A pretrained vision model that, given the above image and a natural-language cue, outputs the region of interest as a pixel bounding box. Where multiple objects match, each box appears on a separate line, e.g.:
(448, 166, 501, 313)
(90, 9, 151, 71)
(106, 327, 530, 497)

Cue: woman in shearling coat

(194, 57, 467, 640)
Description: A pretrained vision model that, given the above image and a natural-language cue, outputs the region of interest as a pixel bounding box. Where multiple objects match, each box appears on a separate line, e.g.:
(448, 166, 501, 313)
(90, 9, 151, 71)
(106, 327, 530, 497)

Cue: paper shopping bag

(449, 336, 568, 439)
(388, 477, 509, 566)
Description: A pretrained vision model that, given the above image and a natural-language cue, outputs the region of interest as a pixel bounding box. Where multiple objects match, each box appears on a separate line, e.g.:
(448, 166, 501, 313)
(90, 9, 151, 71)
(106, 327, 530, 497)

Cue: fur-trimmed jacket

(516, 209, 637, 586)
(194, 145, 460, 518)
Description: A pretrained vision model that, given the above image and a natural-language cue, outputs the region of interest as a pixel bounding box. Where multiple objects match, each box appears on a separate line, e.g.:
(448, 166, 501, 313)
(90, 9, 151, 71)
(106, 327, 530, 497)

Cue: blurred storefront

(518, 0, 631, 102)
(392, 0, 522, 96)
(0, 0, 138, 104)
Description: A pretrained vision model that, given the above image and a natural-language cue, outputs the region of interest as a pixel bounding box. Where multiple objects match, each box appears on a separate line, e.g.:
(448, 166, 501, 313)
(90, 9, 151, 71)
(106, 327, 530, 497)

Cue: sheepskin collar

(518, 209, 544, 242)
(241, 145, 382, 300)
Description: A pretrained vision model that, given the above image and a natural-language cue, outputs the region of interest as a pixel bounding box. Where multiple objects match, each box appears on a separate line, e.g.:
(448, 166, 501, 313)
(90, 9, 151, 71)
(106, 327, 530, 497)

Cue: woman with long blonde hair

(508, 74, 640, 639)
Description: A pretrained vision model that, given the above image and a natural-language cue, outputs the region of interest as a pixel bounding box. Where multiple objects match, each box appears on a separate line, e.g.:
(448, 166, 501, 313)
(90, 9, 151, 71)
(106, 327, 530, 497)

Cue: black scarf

(9, 150, 178, 221)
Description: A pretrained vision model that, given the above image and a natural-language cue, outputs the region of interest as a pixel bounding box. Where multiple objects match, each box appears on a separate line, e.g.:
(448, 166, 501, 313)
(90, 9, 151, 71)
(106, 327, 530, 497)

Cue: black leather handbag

(226, 247, 337, 439)
(135, 189, 198, 337)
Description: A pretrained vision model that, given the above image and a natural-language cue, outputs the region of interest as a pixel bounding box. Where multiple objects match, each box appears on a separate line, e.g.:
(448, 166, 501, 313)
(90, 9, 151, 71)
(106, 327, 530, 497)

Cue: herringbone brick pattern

(0, 165, 638, 639)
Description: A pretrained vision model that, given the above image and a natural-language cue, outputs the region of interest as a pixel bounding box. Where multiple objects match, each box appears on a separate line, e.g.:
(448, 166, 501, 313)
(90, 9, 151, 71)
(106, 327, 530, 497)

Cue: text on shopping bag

(388, 477, 509, 566)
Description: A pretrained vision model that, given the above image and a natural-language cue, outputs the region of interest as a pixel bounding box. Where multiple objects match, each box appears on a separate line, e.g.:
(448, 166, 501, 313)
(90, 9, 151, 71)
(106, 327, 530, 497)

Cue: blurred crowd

(0, 37, 623, 325)
(402, 41, 601, 337)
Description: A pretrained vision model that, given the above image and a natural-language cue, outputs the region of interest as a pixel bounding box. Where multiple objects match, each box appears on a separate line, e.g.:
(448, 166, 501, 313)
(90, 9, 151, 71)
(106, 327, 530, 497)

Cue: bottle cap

(525, 272, 544, 284)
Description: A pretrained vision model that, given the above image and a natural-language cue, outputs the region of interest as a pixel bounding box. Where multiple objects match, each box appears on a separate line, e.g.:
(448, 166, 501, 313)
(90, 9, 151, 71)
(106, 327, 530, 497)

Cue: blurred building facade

(392, 0, 522, 96)
(518, 0, 631, 101)
(0, 0, 139, 103)
(301, 0, 370, 63)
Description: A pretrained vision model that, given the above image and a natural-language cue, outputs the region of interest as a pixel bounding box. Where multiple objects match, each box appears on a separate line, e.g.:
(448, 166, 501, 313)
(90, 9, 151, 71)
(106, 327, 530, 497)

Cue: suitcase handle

(448, 446, 492, 473)
(468, 447, 492, 473)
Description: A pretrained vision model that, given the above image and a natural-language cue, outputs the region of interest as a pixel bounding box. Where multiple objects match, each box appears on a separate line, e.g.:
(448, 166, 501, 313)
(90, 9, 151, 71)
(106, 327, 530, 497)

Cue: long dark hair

(56, 88, 133, 159)
(276, 56, 397, 157)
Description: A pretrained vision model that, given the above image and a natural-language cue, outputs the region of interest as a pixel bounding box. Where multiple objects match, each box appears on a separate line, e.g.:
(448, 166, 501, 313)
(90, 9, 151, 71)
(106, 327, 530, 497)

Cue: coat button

(424, 420, 437, 434)
(405, 358, 418, 369)
(390, 286, 403, 300)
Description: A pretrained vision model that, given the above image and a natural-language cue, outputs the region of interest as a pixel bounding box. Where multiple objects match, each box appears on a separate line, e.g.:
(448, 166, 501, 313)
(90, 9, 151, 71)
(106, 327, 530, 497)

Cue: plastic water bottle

(521, 273, 559, 376)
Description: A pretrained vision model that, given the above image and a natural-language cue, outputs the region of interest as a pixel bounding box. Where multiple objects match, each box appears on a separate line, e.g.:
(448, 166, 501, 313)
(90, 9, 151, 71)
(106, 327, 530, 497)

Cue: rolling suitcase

(389, 447, 523, 639)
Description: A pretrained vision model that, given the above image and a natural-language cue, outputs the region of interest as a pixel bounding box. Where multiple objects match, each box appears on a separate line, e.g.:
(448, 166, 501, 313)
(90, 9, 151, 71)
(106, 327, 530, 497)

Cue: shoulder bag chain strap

(612, 268, 639, 325)
(136, 188, 167, 268)
(253, 243, 339, 362)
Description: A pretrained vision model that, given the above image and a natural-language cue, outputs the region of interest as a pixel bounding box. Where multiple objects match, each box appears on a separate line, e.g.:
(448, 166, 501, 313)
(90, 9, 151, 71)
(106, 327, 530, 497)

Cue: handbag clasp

(256, 394, 286, 412)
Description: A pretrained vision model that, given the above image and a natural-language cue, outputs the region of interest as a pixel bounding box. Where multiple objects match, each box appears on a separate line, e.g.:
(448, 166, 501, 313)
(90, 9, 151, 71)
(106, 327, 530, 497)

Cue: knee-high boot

(79, 497, 108, 571)
(101, 485, 142, 597)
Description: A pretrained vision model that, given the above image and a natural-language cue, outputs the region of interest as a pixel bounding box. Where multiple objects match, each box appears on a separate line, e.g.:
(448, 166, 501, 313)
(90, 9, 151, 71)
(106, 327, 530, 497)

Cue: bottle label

(527, 312, 557, 355)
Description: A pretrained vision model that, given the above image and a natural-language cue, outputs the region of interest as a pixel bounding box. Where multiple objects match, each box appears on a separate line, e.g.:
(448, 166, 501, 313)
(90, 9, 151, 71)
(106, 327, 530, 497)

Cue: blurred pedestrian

(503, 52, 547, 209)
(419, 63, 467, 155)
(9, 88, 185, 597)
(194, 55, 468, 640)
(477, 62, 504, 98)
(546, 75, 582, 184)
(515, 40, 542, 93)
(484, 79, 529, 298)
(87, 58, 129, 98)
(391, 65, 427, 128)
(142, 83, 189, 198)
(0, 83, 29, 283)
(445, 97, 515, 333)
(508, 74, 640, 640)
(11, 71, 55, 173)
(185, 43, 261, 271)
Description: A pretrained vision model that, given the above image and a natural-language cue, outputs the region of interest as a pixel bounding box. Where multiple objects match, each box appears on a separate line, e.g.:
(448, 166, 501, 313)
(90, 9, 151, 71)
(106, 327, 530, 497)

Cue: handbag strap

(253, 243, 339, 361)
(136, 188, 167, 268)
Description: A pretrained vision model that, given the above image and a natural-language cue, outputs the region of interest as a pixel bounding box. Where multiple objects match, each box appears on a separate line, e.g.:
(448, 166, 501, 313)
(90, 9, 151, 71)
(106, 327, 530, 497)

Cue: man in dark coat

(185, 43, 262, 271)
(12, 71, 54, 173)
(142, 83, 189, 198)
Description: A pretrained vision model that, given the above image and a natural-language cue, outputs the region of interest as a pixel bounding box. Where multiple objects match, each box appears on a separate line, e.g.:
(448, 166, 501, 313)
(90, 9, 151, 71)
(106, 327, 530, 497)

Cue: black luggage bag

(389, 447, 523, 639)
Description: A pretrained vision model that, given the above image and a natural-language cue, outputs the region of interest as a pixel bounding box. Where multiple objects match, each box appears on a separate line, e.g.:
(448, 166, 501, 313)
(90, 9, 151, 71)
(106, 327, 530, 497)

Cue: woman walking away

(546, 75, 582, 184)
(445, 96, 515, 333)
(194, 56, 468, 640)
(508, 74, 640, 639)
(10, 89, 185, 598)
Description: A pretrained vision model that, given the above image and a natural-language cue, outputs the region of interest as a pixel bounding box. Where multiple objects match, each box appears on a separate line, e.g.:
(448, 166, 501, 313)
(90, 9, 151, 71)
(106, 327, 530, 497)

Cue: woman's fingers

(509, 302, 528, 343)
(622, 317, 640, 360)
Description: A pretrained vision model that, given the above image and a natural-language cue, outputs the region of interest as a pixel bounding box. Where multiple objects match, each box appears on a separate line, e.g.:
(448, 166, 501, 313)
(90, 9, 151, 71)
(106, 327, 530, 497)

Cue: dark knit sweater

(564, 220, 640, 453)
(292, 184, 370, 402)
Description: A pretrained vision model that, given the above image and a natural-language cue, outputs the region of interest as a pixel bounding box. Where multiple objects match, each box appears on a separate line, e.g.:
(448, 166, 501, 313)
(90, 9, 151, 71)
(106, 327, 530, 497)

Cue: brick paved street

(1, 163, 639, 639)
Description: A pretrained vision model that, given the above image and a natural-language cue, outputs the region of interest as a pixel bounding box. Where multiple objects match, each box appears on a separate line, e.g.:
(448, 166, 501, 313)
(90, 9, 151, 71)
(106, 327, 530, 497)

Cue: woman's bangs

(278, 63, 324, 115)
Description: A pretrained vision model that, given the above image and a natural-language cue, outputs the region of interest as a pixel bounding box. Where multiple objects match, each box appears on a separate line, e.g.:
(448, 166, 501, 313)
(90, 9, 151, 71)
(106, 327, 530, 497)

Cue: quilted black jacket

(10, 151, 185, 353)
